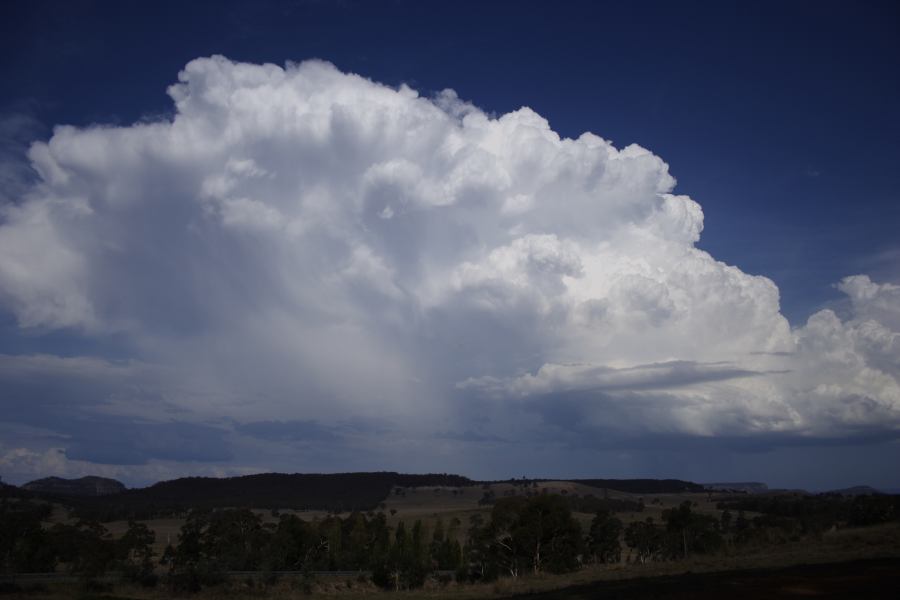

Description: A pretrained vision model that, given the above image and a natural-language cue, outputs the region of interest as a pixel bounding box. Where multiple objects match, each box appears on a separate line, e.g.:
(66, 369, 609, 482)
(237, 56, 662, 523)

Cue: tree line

(0, 498, 157, 586)
(4, 490, 898, 593)
(716, 493, 900, 531)
(160, 494, 616, 591)
(0, 493, 714, 592)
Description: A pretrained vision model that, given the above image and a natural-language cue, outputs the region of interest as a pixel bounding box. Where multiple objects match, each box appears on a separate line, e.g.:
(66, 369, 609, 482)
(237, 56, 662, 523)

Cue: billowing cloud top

(0, 57, 898, 481)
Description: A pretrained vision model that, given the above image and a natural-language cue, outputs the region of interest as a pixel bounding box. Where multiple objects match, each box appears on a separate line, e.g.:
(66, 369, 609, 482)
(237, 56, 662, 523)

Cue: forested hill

(69, 472, 473, 520)
(16, 471, 707, 521)
(570, 478, 705, 494)
(22, 475, 125, 496)
(134, 472, 472, 509)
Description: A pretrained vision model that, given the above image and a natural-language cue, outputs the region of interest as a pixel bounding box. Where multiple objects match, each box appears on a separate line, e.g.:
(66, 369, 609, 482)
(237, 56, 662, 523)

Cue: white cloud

(838, 275, 900, 332)
(0, 55, 898, 475)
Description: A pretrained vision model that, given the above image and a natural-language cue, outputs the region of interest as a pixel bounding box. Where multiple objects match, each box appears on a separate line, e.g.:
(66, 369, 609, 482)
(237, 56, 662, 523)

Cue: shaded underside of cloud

(0, 56, 898, 484)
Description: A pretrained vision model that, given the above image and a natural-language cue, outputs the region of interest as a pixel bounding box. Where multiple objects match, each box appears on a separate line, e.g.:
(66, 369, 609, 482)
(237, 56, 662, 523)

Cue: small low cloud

(458, 360, 769, 397)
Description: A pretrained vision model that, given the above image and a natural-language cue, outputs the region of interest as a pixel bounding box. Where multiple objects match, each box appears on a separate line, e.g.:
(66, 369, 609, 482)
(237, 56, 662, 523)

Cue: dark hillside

(15, 471, 707, 521)
(69, 471, 473, 520)
(571, 478, 704, 494)
(22, 475, 125, 497)
(830, 485, 884, 496)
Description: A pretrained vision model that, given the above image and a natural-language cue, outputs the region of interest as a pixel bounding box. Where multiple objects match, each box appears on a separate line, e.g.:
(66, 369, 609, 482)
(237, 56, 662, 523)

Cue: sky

(0, 0, 898, 491)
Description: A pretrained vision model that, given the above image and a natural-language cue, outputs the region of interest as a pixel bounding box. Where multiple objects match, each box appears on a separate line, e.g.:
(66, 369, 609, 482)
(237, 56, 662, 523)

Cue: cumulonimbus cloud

(0, 56, 898, 472)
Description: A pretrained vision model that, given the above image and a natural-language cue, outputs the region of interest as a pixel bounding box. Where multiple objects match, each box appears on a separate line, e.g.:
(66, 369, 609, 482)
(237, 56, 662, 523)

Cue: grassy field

(97, 480, 720, 557)
(14, 483, 898, 599)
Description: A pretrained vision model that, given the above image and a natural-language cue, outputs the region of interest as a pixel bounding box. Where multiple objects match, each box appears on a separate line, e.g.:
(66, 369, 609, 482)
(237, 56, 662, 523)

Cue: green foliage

(462, 513, 497, 582)
(0, 499, 56, 573)
(463, 495, 583, 579)
(11, 487, 884, 593)
(587, 509, 623, 564)
(478, 490, 496, 505)
(166, 510, 223, 592)
(48, 519, 117, 580)
(372, 519, 429, 590)
(624, 518, 663, 564)
(430, 518, 462, 570)
(661, 501, 723, 559)
(719, 493, 900, 527)
(159, 507, 424, 591)
(203, 508, 268, 570)
(717, 493, 900, 548)
(118, 520, 157, 586)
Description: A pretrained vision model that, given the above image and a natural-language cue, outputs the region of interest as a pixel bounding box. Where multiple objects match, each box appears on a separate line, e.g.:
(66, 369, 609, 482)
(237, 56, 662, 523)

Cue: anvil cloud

(0, 57, 898, 484)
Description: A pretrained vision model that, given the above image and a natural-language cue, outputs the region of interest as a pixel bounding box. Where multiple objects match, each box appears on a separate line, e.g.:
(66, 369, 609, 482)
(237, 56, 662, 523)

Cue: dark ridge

(22, 475, 126, 497)
(703, 481, 769, 494)
(14, 471, 707, 521)
(480, 477, 705, 495)
(829, 485, 884, 496)
(569, 478, 705, 494)
(0, 479, 23, 498)
(66, 472, 473, 521)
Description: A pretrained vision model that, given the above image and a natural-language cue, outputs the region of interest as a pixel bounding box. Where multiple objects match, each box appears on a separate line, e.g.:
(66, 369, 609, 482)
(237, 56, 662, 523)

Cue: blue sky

(0, 0, 898, 490)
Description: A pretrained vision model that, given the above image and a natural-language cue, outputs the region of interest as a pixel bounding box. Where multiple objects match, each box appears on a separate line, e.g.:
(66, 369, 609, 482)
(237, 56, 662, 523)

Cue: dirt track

(506, 558, 900, 599)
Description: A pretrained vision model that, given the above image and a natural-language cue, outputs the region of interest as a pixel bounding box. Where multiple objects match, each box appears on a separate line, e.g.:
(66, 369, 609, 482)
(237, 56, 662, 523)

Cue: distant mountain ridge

(11, 471, 890, 523)
(66, 472, 474, 520)
(22, 476, 126, 497)
(571, 478, 705, 494)
(704, 482, 770, 494)
(26, 472, 708, 521)
(828, 485, 884, 496)
(703, 482, 890, 496)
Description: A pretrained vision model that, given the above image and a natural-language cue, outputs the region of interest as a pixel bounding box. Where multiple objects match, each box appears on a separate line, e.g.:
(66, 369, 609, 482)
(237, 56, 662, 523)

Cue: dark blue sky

(1, 1, 899, 489)
(3, 0, 898, 323)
